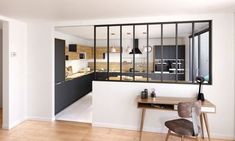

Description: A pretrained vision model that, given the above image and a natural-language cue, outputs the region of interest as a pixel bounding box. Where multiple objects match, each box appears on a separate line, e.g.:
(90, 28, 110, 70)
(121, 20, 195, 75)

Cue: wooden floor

(0, 120, 232, 141)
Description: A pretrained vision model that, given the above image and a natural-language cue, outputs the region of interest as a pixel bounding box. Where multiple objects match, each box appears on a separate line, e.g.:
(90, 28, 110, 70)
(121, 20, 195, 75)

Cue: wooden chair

(165, 101, 201, 141)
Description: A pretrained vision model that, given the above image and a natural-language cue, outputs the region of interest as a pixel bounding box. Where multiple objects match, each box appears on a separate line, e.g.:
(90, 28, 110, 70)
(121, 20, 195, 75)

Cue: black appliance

(69, 44, 77, 52)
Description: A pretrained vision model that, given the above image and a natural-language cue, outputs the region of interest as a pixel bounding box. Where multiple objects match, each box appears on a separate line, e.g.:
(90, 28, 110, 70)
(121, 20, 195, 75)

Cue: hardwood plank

(0, 111, 232, 141)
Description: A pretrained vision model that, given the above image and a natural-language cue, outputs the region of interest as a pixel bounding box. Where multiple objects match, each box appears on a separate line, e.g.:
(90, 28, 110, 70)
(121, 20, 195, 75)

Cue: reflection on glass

(178, 23, 192, 83)
(134, 25, 147, 81)
(193, 22, 210, 83)
(96, 27, 108, 80)
(121, 26, 134, 81)
(149, 24, 161, 82)
(162, 24, 176, 82)
(94, 21, 211, 84)
(108, 26, 121, 81)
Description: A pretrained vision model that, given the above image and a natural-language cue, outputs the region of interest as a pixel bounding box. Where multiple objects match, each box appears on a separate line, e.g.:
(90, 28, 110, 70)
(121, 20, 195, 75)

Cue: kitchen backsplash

(66, 60, 88, 74)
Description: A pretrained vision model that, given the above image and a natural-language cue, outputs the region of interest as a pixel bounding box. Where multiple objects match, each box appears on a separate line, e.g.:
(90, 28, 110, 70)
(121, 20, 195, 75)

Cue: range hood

(129, 39, 142, 54)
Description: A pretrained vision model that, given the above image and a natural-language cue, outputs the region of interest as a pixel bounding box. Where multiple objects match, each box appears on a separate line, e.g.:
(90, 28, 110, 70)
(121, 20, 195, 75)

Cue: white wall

(0, 28, 2, 108)
(92, 13, 235, 140)
(0, 15, 28, 129)
(7, 20, 27, 129)
(27, 22, 54, 120)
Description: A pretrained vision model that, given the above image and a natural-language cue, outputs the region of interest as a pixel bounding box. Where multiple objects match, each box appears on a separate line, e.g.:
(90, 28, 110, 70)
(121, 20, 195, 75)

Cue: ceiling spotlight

(127, 32, 131, 35)
(111, 33, 116, 35)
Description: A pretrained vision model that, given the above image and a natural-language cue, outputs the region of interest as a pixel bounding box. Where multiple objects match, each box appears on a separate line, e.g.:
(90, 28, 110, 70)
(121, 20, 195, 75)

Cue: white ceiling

(0, 0, 235, 21)
(55, 22, 209, 40)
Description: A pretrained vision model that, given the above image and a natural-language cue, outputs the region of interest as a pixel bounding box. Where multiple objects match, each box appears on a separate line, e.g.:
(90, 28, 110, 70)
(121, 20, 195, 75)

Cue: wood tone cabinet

(65, 46, 78, 60)
(77, 45, 93, 59)
(96, 47, 107, 59)
(65, 44, 94, 60)
(96, 47, 121, 59)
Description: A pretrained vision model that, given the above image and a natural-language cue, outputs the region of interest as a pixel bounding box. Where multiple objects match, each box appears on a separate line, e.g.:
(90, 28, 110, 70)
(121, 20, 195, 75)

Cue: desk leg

(203, 113, 211, 141)
(200, 114, 204, 139)
(139, 108, 146, 141)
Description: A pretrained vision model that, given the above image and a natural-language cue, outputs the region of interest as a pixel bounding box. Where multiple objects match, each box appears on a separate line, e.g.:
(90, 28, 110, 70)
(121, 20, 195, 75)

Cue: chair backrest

(178, 101, 201, 118)
(178, 101, 202, 136)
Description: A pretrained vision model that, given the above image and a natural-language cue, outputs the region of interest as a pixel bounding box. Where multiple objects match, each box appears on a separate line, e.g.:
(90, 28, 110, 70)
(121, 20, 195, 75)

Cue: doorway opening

(54, 26, 94, 123)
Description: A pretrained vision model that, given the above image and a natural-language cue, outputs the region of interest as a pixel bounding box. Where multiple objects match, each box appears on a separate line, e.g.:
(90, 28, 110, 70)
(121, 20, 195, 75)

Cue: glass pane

(193, 35, 199, 82)
(121, 26, 134, 81)
(108, 26, 121, 81)
(96, 27, 108, 80)
(194, 22, 210, 83)
(178, 23, 192, 83)
(134, 25, 148, 81)
(149, 24, 161, 82)
(162, 24, 176, 82)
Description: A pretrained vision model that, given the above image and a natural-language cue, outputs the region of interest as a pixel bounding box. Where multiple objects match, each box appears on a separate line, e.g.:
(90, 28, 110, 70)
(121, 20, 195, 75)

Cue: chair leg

(165, 130, 171, 141)
(181, 136, 184, 141)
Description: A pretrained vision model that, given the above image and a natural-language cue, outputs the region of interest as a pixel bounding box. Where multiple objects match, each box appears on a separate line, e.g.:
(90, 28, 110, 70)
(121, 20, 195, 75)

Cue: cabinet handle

(56, 81, 64, 85)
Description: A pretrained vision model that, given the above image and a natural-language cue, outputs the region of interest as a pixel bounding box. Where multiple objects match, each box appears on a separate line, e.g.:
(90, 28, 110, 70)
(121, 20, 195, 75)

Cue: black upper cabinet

(55, 39, 65, 83)
(155, 45, 185, 59)
(178, 46, 185, 59)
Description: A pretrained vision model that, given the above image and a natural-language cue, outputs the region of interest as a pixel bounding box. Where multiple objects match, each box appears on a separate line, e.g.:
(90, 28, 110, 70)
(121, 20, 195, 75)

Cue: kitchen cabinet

(77, 45, 93, 59)
(155, 45, 185, 59)
(55, 73, 94, 115)
(96, 47, 107, 59)
(65, 45, 94, 60)
(96, 47, 121, 59)
(55, 39, 65, 83)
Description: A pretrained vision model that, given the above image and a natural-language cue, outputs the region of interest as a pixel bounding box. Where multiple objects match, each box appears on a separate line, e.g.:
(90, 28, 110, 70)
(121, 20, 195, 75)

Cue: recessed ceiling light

(127, 32, 131, 35)
(143, 32, 147, 34)
(111, 33, 116, 35)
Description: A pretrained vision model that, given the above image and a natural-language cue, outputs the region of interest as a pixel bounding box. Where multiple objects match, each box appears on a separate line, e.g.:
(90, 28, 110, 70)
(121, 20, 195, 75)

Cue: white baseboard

(92, 122, 165, 133)
(3, 117, 27, 129)
(210, 133, 235, 140)
(27, 116, 54, 122)
(92, 122, 235, 140)
(92, 122, 139, 131)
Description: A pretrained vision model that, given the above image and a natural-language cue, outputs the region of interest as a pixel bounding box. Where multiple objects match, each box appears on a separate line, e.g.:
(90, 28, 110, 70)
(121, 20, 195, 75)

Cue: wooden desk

(137, 96, 216, 141)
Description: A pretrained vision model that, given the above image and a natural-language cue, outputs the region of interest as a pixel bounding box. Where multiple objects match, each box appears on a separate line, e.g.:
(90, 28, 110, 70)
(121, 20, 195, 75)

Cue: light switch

(10, 52, 17, 57)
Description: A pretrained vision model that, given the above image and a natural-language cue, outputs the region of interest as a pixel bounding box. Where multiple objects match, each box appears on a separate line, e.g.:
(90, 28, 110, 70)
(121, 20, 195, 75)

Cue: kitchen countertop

(65, 71, 94, 81)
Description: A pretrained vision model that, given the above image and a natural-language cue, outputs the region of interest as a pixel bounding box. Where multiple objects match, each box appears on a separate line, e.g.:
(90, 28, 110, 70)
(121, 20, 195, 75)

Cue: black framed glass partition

(94, 20, 212, 84)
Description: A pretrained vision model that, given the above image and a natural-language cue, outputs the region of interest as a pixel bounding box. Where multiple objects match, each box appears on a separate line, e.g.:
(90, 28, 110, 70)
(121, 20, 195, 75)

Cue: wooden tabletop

(137, 95, 215, 109)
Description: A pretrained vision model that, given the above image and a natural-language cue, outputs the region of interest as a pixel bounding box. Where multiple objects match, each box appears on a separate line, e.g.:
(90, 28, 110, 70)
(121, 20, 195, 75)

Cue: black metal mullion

(175, 23, 178, 82)
(120, 26, 122, 81)
(94, 26, 97, 80)
(192, 22, 195, 83)
(160, 24, 163, 82)
(147, 24, 149, 82)
(107, 26, 110, 80)
(209, 21, 212, 84)
(95, 20, 211, 27)
(133, 25, 135, 81)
